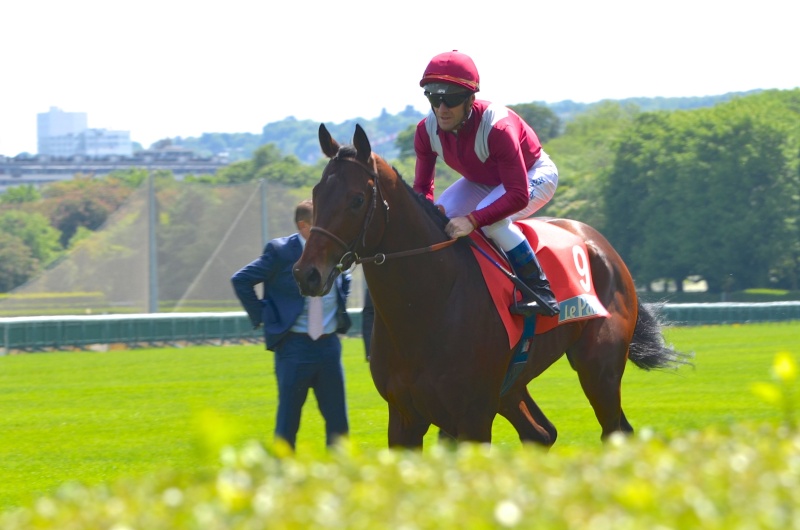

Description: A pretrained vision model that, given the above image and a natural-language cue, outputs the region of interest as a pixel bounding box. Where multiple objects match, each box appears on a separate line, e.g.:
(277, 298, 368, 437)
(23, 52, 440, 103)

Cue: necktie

(307, 296, 324, 340)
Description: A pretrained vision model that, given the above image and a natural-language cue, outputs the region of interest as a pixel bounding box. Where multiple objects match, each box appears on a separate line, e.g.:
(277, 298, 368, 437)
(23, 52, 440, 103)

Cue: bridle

(310, 154, 458, 272)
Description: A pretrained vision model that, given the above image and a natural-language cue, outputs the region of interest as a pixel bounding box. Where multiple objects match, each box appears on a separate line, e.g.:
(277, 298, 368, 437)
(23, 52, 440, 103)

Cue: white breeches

(436, 150, 558, 251)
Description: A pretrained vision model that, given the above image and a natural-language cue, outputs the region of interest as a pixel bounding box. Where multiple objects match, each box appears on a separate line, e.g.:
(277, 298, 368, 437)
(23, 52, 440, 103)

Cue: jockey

(413, 50, 560, 317)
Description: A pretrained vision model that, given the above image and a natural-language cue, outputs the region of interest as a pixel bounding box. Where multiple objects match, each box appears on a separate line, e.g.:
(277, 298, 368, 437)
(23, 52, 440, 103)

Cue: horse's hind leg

(498, 387, 557, 447)
(620, 410, 634, 433)
(567, 320, 632, 441)
(437, 428, 458, 448)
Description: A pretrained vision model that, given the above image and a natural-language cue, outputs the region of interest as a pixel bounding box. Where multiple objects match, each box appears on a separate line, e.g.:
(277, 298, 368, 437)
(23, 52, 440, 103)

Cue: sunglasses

(425, 92, 471, 109)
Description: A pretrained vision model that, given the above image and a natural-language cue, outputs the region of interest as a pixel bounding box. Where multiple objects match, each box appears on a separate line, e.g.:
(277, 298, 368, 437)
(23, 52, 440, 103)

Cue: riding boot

(506, 240, 560, 317)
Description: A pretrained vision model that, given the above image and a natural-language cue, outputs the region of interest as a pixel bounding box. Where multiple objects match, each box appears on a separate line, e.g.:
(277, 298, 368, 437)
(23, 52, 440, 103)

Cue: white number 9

(572, 245, 591, 292)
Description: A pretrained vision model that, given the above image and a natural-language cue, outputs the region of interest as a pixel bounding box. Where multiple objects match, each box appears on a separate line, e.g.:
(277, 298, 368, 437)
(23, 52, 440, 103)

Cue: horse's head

(293, 123, 386, 296)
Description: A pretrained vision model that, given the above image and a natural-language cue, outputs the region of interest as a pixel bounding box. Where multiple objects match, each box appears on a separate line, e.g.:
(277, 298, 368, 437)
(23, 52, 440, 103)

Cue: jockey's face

(431, 93, 474, 133)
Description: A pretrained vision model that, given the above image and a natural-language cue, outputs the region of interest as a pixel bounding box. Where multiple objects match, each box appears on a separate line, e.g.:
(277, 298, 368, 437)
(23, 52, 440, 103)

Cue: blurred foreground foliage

(2, 422, 799, 529)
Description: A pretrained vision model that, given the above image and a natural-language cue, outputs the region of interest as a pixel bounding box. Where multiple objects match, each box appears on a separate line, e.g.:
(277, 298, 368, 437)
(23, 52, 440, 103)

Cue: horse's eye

(350, 195, 365, 210)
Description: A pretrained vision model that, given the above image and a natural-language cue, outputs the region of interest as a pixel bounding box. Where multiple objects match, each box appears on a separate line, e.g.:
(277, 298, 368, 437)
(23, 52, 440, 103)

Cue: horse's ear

(353, 124, 372, 165)
(319, 124, 340, 159)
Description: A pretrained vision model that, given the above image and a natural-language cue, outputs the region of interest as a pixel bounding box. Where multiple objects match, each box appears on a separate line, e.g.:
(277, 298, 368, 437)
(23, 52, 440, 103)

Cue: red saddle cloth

(469, 219, 609, 350)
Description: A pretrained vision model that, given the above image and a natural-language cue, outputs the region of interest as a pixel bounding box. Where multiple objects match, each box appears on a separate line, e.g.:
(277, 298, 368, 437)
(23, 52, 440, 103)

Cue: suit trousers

(273, 332, 349, 448)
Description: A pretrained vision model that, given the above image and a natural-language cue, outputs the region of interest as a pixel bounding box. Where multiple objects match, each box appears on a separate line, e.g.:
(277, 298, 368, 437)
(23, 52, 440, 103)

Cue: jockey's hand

(445, 216, 475, 239)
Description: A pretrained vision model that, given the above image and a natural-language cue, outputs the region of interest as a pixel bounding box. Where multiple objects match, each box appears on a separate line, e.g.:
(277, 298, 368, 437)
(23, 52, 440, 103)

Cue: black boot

(506, 241, 560, 317)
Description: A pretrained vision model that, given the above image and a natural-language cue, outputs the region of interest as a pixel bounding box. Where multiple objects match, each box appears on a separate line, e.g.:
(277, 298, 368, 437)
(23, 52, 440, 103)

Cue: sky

(1, 0, 797, 156)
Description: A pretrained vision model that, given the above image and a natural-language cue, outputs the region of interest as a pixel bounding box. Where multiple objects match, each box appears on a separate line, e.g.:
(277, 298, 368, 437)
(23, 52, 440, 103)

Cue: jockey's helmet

(419, 50, 480, 94)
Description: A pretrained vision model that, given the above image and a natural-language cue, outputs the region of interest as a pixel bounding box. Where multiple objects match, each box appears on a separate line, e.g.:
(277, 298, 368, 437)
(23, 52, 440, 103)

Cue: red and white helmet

(419, 50, 480, 93)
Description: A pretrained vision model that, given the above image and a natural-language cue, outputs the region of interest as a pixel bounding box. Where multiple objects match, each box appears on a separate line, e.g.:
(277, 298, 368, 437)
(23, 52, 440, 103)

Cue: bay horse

(293, 124, 687, 448)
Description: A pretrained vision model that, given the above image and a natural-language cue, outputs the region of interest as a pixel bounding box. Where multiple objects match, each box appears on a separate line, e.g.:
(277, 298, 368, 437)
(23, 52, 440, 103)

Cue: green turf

(1, 321, 798, 509)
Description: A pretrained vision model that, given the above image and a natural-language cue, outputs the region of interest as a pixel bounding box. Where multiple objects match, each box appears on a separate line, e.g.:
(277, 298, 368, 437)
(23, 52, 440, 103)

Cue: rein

(311, 155, 458, 270)
(358, 239, 458, 265)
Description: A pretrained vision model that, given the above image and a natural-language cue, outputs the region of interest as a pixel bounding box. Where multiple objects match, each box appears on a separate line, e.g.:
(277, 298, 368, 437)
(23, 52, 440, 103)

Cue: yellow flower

(751, 382, 781, 405)
(773, 351, 797, 383)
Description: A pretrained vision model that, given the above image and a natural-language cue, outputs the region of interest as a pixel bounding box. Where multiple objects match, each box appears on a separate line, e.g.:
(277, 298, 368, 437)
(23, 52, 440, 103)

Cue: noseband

(310, 154, 457, 271)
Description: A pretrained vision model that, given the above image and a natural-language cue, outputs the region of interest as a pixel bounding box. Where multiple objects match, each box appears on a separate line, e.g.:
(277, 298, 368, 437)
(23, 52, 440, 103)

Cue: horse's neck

(379, 183, 449, 254)
(364, 182, 465, 312)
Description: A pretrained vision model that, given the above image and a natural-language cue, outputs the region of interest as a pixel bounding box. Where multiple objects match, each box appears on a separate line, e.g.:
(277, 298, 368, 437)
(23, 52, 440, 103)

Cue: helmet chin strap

(452, 105, 473, 133)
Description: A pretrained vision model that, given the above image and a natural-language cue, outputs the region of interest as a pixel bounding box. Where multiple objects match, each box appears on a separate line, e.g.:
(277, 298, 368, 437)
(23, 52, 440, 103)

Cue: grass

(1, 321, 798, 510)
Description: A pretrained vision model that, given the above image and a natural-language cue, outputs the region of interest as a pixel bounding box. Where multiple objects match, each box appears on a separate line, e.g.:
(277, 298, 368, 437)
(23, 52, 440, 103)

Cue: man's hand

(445, 216, 475, 239)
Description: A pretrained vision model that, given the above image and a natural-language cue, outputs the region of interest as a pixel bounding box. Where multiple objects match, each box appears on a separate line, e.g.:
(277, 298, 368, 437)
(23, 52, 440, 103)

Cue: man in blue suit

(232, 199, 351, 450)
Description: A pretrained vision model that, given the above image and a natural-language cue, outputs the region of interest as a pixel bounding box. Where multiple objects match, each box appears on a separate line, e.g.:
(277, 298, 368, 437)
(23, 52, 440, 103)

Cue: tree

(214, 144, 323, 187)
(395, 125, 416, 160)
(256, 155, 321, 187)
(39, 176, 133, 247)
(0, 210, 62, 266)
(545, 101, 640, 228)
(50, 196, 114, 247)
(107, 168, 149, 189)
(214, 160, 255, 184)
(603, 111, 671, 288)
(508, 103, 561, 143)
(0, 184, 41, 204)
(604, 90, 800, 292)
(0, 232, 37, 292)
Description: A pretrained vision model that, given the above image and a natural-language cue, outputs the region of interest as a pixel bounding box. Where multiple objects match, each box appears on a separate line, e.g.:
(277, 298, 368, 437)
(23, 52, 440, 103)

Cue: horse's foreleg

(387, 405, 430, 449)
(452, 403, 496, 444)
(498, 387, 557, 447)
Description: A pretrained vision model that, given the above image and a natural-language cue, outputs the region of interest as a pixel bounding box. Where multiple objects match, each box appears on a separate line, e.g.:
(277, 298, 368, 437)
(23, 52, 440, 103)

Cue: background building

(37, 107, 87, 141)
(37, 107, 132, 157)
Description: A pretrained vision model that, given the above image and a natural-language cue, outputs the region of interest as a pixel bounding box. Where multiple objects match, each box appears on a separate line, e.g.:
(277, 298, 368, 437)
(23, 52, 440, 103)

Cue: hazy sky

(1, 0, 797, 156)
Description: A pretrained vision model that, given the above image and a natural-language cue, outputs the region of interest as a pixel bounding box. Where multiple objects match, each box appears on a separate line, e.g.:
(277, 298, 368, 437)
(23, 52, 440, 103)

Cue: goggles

(425, 91, 471, 109)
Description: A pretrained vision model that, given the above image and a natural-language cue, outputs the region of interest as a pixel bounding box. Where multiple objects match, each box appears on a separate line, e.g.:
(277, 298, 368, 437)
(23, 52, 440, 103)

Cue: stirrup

(508, 287, 561, 318)
(509, 300, 553, 317)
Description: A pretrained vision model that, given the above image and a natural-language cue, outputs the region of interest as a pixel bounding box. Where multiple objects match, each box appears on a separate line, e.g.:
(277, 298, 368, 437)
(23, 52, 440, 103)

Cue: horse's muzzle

(292, 261, 336, 297)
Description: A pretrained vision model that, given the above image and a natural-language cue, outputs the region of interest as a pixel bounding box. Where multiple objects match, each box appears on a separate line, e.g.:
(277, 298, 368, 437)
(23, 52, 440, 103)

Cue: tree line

(604, 91, 800, 292)
(1, 89, 797, 294)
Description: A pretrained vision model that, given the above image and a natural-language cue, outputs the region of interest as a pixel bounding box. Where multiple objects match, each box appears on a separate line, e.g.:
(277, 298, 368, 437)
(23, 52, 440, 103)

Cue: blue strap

(500, 315, 537, 396)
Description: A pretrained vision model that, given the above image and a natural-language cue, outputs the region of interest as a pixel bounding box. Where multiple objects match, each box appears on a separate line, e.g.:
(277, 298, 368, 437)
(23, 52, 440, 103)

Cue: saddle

(469, 219, 609, 350)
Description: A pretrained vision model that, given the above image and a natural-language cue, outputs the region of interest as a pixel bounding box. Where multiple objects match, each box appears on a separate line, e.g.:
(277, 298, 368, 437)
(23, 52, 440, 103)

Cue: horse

(293, 124, 688, 448)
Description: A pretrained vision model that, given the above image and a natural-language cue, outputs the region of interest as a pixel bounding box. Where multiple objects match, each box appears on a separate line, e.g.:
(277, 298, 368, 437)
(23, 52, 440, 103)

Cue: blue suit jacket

(231, 234, 351, 351)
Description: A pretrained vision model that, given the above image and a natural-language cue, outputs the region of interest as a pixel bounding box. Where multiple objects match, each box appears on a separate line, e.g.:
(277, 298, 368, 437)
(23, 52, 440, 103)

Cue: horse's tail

(628, 302, 694, 370)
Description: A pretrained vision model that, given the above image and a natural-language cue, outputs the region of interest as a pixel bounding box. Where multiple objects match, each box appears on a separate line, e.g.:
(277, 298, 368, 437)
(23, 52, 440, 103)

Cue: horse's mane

(378, 155, 451, 230)
(398, 173, 451, 231)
